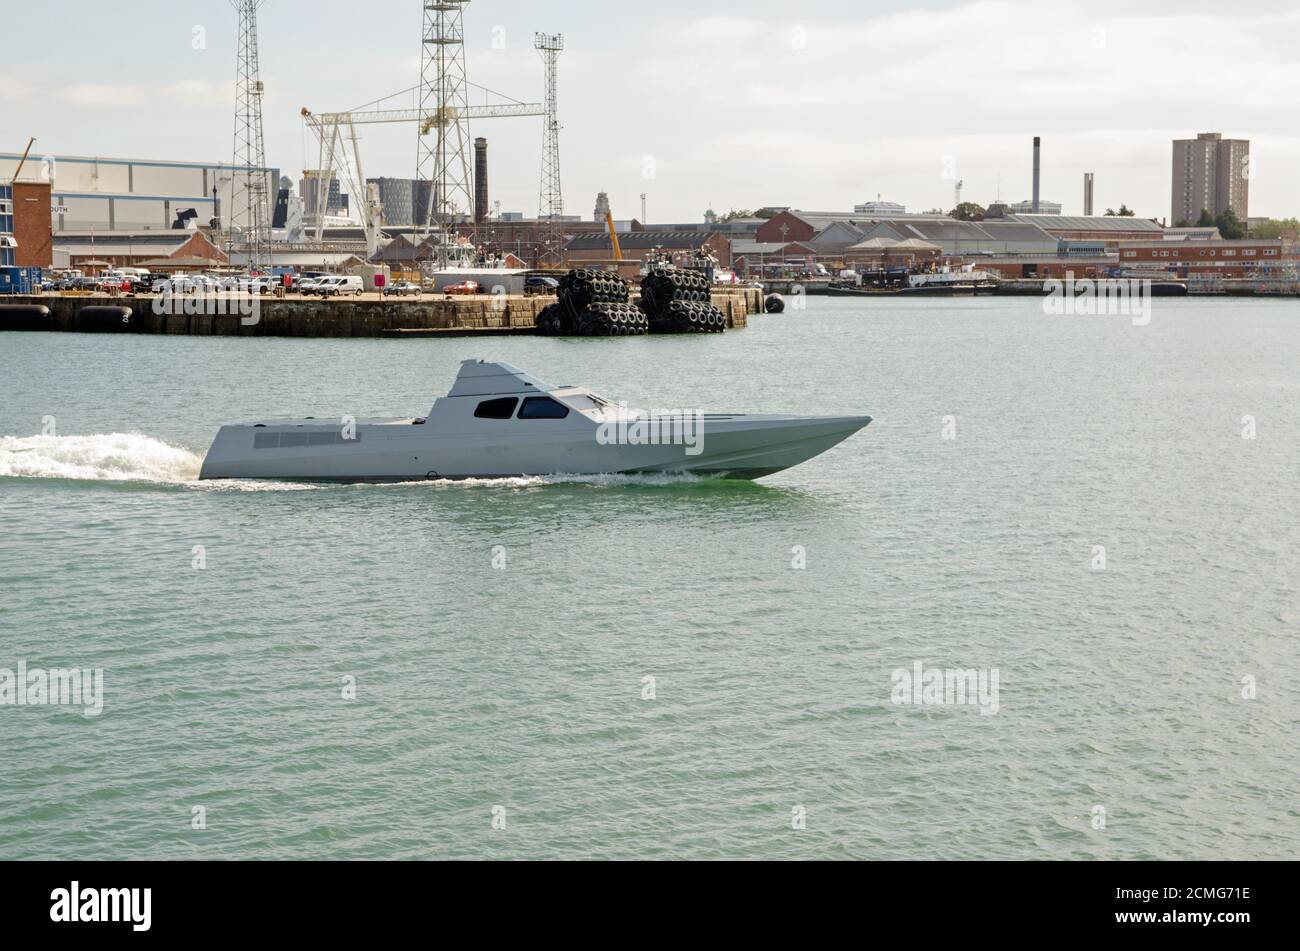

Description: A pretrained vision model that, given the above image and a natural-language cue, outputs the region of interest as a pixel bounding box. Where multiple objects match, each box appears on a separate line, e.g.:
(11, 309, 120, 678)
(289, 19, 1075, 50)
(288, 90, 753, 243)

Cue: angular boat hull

(197, 414, 871, 483)
(198, 360, 872, 484)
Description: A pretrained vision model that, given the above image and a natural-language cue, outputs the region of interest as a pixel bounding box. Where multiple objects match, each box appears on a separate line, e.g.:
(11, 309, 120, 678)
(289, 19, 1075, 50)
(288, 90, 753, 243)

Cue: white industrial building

(854, 200, 907, 216)
(1006, 199, 1063, 216)
(0, 152, 278, 233)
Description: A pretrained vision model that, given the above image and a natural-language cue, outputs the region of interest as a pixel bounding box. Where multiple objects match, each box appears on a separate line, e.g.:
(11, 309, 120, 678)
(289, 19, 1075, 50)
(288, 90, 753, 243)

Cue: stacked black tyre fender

(651, 300, 726, 334)
(640, 265, 725, 334)
(541, 269, 644, 337)
(559, 269, 631, 318)
(575, 302, 649, 337)
(535, 302, 573, 336)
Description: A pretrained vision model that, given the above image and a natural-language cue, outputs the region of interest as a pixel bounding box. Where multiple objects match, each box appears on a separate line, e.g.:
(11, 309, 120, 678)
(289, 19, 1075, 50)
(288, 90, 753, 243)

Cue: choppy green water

(1, 297, 1297, 860)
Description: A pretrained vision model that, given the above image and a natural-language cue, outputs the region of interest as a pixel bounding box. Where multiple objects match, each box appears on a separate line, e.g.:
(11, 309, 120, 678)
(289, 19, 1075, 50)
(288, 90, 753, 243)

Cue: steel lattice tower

(416, 0, 474, 262)
(230, 0, 271, 272)
(535, 33, 564, 267)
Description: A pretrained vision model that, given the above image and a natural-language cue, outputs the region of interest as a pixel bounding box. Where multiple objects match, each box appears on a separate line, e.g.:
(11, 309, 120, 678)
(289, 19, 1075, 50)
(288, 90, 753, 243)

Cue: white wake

(0, 433, 204, 483)
(0, 435, 729, 490)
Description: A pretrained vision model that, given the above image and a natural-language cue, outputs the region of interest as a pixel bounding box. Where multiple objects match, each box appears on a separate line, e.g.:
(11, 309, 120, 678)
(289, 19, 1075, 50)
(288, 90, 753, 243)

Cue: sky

(3, 0, 1299, 223)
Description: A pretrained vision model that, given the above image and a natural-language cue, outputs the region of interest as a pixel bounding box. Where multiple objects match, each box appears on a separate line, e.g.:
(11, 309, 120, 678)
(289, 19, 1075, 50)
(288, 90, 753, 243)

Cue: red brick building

(756, 211, 863, 244)
(565, 231, 731, 268)
(12, 180, 53, 268)
(975, 255, 1117, 280)
(1116, 239, 1295, 277)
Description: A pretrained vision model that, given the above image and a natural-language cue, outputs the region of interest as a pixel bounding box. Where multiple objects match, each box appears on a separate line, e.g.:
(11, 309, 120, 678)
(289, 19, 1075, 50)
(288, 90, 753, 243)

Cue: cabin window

(474, 397, 519, 420)
(518, 397, 570, 420)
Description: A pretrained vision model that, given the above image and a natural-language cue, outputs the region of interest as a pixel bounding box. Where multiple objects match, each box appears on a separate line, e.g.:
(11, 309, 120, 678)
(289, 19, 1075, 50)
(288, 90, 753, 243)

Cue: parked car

(525, 275, 560, 295)
(292, 272, 329, 292)
(444, 280, 480, 295)
(297, 277, 325, 296)
(383, 281, 423, 297)
(97, 274, 133, 292)
(229, 276, 274, 295)
(154, 275, 214, 294)
(314, 275, 365, 298)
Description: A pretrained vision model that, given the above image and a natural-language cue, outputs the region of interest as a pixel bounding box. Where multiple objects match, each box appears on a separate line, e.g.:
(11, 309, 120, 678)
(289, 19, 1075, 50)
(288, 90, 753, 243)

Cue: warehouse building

(1006, 213, 1164, 245)
(856, 218, 1060, 256)
(0, 152, 277, 233)
(757, 208, 1166, 249)
(50, 230, 229, 272)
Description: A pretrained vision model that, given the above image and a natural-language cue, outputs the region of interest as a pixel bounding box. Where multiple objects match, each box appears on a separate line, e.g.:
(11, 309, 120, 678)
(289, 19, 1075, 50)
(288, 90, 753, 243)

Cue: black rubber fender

(75, 306, 136, 333)
(0, 304, 52, 331)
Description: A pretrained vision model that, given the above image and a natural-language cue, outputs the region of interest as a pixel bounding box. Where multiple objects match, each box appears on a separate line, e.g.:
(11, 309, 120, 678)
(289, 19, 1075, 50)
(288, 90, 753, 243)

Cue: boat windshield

(561, 392, 609, 414)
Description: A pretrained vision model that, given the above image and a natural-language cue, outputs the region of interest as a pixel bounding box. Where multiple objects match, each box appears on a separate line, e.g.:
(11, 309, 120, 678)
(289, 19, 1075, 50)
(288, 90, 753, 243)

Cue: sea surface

(1, 296, 1297, 860)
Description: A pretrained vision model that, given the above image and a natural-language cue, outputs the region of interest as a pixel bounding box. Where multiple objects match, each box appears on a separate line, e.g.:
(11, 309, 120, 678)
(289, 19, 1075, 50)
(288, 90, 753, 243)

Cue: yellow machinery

(605, 210, 623, 261)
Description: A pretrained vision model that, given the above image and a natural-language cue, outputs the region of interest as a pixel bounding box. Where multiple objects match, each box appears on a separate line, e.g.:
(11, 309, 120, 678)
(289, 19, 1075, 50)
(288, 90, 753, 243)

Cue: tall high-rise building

(301, 170, 349, 218)
(368, 177, 434, 227)
(1172, 133, 1250, 224)
(1083, 173, 1095, 216)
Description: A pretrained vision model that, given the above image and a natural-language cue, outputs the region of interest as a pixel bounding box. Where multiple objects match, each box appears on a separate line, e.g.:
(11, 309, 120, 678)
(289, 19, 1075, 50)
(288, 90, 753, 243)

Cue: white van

(314, 275, 364, 298)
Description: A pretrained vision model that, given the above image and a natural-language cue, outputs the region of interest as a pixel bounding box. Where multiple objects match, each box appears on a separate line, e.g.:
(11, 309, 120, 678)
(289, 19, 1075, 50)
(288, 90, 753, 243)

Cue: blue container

(0, 266, 37, 295)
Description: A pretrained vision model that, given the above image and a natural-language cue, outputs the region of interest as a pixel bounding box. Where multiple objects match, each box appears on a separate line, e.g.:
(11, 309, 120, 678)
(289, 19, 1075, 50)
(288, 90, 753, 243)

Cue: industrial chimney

(474, 138, 489, 224)
(1083, 172, 1095, 216)
(1032, 137, 1041, 214)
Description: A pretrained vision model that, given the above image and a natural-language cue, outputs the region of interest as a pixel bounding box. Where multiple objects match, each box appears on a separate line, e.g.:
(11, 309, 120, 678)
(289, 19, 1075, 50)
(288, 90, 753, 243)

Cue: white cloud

(0, 72, 36, 103)
(62, 79, 232, 108)
(612, 2, 1300, 219)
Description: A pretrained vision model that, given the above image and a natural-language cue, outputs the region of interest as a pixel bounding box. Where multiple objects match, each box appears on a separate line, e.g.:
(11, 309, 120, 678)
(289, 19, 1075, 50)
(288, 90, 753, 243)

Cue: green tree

(1214, 208, 1245, 240)
(1196, 209, 1216, 227)
(720, 209, 754, 222)
(950, 202, 986, 222)
(1249, 217, 1300, 239)
(1105, 205, 1137, 217)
